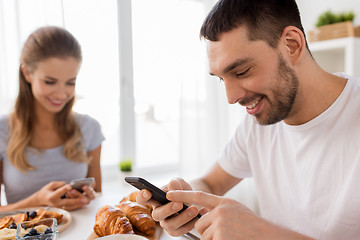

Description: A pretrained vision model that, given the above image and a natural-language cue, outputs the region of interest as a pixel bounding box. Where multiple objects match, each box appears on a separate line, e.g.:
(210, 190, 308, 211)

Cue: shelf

(309, 37, 360, 77)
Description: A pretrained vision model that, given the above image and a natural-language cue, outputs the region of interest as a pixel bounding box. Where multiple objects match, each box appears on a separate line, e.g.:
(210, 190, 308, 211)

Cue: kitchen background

(1, 0, 359, 208)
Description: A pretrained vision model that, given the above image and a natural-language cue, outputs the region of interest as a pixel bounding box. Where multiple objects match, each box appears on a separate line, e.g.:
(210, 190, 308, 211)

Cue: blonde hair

(7, 26, 90, 172)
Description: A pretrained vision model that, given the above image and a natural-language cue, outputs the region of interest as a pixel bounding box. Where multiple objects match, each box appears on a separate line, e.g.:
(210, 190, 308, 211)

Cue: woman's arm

(86, 145, 102, 192)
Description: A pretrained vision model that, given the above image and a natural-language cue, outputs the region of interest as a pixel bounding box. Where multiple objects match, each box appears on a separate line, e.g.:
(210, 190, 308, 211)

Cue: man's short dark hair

(200, 0, 309, 50)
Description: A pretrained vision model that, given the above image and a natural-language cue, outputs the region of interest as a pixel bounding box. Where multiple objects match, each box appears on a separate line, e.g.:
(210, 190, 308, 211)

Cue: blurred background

(1, 0, 359, 197)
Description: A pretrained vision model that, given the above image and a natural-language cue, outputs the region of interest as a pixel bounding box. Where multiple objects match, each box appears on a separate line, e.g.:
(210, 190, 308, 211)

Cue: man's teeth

(246, 99, 260, 109)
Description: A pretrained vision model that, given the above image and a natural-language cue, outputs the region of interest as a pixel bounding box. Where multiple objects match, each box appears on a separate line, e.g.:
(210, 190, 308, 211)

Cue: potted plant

(308, 10, 360, 42)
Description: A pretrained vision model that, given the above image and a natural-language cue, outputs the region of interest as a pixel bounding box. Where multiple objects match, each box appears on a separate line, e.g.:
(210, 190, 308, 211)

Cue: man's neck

(284, 60, 347, 125)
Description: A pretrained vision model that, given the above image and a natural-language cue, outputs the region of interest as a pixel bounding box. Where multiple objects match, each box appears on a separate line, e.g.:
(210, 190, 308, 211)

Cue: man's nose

(224, 78, 246, 104)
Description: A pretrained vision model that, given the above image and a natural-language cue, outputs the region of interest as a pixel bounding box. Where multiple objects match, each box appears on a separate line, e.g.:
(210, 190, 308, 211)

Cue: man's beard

(254, 54, 299, 125)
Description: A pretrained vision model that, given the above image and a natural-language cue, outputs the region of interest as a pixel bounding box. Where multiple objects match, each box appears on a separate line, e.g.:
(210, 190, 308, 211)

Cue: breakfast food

(93, 191, 158, 238)
(122, 191, 138, 202)
(0, 228, 16, 240)
(0, 217, 12, 230)
(117, 200, 156, 236)
(0, 208, 63, 230)
(32, 208, 63, 224)
(0, 208, 63, 239)
(93, 205, 134, 237)
(121, 191, 153, 212)
(17, 224, 54, 238)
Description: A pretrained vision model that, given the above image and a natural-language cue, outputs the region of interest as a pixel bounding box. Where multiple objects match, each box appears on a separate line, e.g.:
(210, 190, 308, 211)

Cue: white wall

(296, 0, 360, 33)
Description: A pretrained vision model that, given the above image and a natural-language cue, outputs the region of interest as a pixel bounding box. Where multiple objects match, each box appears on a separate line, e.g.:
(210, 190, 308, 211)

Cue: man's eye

(236, 68, 250, 77)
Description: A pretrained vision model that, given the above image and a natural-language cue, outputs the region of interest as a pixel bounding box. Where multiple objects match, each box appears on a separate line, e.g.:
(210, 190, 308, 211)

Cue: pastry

(33, 208, 63, 224)
(117, 200, 156, 236)
(0, 217, 12, 230)
(11, 213, 27, 224)
(93, 205, 134, 237)
(121, 191, 139, 202)
(121, 191, 153, 212)
(0, 228, 16, 239)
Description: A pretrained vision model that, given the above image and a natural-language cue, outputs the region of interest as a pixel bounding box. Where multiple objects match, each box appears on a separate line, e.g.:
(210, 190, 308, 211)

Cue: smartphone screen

(125, 176, 201, 218)
(70, 177, 95, 193)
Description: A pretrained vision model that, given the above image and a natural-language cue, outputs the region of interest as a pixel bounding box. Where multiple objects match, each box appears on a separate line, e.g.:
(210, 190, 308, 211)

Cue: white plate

(96, 234, 148, 240)
(0, 207, 72, 233)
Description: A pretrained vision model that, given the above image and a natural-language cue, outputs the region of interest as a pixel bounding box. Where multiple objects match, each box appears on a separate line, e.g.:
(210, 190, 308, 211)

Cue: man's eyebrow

(209, 58, 252, 76)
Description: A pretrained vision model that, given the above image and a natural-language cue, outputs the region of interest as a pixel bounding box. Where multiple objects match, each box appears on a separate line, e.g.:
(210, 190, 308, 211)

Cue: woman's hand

(64, 184, 96, 201)
(34, 181, 94, 211)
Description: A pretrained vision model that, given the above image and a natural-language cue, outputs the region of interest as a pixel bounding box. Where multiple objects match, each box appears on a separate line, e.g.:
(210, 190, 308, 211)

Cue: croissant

(117, 200, 156, 236)
(121, 191, 153, 213)
(121, 191, 139, 202)
(93, 205, 134, 237)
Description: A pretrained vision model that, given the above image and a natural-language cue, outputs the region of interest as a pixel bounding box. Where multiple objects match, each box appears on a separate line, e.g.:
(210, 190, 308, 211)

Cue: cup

(15, 218, 58, 240)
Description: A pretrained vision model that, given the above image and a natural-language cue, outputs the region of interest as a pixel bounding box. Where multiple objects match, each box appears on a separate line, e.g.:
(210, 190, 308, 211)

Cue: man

(138, 0, 360, 239)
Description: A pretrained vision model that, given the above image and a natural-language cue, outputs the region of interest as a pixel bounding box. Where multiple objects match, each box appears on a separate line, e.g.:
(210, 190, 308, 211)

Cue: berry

(29, 210, 37, 218)
(44, 228, 53, 234)
(28, 228, 38, 235)
(9, 223, 17, 229)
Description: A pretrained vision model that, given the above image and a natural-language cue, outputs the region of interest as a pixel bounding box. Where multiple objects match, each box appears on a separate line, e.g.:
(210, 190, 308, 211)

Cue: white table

(58, 191, 193, 240)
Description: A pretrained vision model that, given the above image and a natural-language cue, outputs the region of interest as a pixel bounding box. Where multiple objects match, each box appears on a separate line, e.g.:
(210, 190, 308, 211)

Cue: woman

(0, 26, 104, 211)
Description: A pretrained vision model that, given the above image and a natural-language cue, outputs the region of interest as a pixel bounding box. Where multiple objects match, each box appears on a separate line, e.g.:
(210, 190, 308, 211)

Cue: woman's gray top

(0, 112, 105, 204)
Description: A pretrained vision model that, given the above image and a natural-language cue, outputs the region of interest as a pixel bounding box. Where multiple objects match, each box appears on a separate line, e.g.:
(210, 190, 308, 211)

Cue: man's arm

(136, 162, 243, 237)
(191, 162, 242, 195)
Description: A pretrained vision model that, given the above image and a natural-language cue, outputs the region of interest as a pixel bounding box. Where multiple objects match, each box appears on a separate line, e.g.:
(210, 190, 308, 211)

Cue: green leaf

(315, 10, 355, 27)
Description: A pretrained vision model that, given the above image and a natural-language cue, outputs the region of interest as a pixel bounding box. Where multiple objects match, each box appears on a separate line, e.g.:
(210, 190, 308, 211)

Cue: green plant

(119, 158, 132, 171)
(316, 10, 355, 27)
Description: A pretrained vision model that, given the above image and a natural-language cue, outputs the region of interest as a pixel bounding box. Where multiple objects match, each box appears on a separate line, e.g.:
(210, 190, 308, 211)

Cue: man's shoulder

(334, 72, 360, 88)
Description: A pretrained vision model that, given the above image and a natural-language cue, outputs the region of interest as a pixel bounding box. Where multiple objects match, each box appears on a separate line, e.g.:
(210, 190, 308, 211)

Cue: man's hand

(166, 190, 315, 240)
(136, 178, 201, 236)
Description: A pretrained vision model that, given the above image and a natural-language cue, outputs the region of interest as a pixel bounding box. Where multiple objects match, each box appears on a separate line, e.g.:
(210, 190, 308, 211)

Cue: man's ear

(21, 64, 32, 83)
(280, 26, 306, 65)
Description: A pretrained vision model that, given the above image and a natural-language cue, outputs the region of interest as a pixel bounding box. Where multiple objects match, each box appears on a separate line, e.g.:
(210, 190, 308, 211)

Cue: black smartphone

(70, 177, 95, 193)
(124, 176, 201, 218)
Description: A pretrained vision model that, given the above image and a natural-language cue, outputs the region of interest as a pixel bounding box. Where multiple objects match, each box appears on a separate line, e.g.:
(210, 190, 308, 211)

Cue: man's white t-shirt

(218, 73, 360, 240)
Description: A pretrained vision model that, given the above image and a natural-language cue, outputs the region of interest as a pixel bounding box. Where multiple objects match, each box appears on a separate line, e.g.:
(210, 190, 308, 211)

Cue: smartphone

(124, 176, 201, 218)
(70, 177, 95, 193)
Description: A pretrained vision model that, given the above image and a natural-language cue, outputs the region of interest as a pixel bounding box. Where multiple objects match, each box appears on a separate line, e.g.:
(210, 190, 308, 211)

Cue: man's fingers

(151, 201, 183, 221)
(162, 210, 199, 237)
(137, 189, 162, 208)
(166, 190, 222, 210)
(168, 178, 191, 191)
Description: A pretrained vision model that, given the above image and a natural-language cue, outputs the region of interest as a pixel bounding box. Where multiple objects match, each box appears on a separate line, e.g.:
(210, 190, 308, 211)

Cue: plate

(0, 207, 72, 233)
(87, 225, 162, 240)
(96, 234, 148, 240)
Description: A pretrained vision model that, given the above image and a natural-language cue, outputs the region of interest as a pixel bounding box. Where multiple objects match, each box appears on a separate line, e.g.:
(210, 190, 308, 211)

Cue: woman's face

(24, 57, 81, 114)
